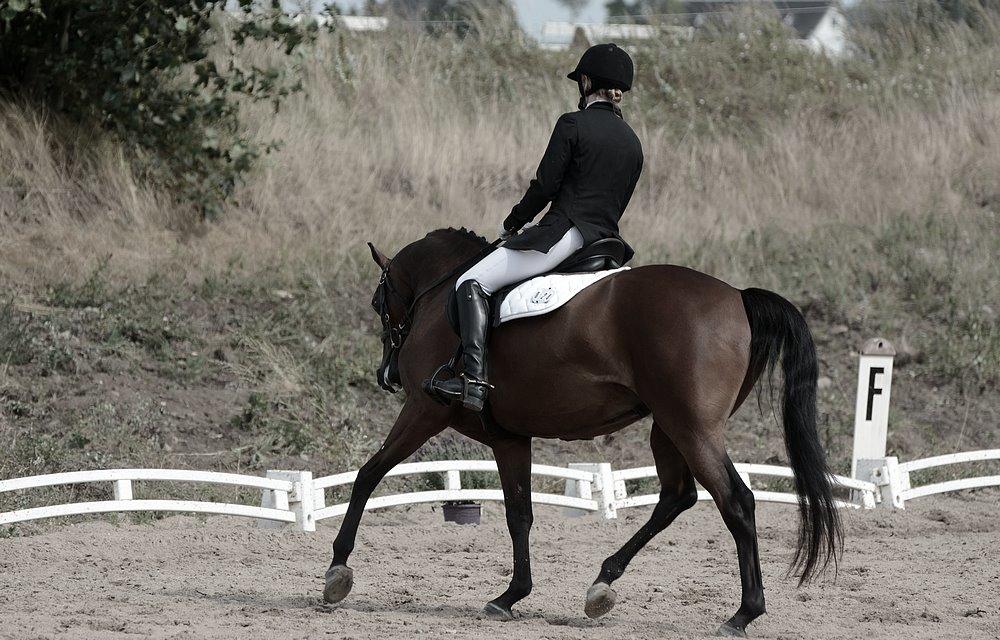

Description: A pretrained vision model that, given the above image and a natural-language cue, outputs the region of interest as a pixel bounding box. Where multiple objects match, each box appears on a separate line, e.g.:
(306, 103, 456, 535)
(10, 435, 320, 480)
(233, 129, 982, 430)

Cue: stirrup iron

(423, 362, 459, 406)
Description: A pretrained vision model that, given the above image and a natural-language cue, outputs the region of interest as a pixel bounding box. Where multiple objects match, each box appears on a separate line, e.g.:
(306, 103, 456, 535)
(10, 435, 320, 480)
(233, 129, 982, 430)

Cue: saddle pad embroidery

(497, 267, 629, 324)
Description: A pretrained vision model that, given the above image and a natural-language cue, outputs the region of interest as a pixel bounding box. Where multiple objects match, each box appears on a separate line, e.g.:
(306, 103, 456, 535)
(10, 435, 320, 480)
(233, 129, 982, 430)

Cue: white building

(540, 0, 847, 57)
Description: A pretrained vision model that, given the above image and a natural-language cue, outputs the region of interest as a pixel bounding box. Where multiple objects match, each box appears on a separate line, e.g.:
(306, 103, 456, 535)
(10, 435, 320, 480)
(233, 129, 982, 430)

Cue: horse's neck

(411, 237, 485, 289)
(412, 253, 475, 295)
(403, 240, 484, 318)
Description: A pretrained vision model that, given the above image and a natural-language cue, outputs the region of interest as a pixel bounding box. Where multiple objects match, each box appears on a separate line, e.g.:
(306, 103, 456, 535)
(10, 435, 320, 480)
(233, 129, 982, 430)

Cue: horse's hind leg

(671, 429, 765, 637)
(483, 434, 534, 621)
(585, 424, 698, 619)
(324, 401, 444, 604)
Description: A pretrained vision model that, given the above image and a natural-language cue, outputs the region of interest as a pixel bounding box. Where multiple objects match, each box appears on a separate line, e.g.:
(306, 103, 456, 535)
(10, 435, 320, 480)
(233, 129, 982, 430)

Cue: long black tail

(740, 287, 842, 584)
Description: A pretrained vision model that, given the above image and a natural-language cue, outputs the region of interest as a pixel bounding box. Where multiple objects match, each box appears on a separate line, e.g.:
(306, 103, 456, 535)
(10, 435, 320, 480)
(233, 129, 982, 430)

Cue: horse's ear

(367, 242, 389, 270)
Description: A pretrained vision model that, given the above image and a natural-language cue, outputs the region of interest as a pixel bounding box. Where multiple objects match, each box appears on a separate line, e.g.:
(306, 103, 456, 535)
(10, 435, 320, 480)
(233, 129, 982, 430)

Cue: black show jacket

(502, 101, 643, 264)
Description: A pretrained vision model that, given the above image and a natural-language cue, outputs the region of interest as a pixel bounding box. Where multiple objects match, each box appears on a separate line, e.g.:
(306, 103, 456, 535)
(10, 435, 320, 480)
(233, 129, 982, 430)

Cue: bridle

(372, 238, 503, 390)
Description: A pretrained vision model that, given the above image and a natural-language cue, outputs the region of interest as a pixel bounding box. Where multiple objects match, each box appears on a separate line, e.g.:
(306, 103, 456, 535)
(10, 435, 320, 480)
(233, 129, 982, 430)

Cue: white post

(851, 338, 896, 479)
(294, 471, 316, 533)
(857, 456, 906, 509)
(260, 470, 314, 531)
(562, 463, 615, 518)
(113, 479, 133, 501)
(563, 463, 597, 517)
(445, 469, 461, 491)
(596, 463, 618, 519)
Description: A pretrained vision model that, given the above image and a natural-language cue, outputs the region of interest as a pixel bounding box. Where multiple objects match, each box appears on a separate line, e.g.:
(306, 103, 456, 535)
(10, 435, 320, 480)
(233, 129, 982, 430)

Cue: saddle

(551, 237, 628, 274)
(446, 238, 629, 331)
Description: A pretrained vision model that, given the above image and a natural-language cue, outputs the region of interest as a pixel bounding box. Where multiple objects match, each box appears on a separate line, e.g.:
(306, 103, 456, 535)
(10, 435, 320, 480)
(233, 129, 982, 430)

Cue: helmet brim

(567, 70, 631, 92)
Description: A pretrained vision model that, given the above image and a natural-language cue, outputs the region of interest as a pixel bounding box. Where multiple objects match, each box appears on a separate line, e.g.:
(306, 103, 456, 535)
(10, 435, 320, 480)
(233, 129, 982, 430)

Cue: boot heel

(462, 395, 485, 412)
(462, 377, 491, 413)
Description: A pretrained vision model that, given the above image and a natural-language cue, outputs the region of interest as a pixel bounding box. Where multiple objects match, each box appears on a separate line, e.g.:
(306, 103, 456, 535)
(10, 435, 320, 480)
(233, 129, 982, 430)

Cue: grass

(0, 299, 34, 367)
(0, 4, 998, 527)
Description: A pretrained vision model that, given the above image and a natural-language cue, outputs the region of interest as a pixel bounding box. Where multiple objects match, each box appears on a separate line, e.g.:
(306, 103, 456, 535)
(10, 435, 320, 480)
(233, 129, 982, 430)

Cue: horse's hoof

(584, 582, 617, 619)
(482, 601, 514, 621)
(716, 623, 747, 637)
(323, 565, 354, 604)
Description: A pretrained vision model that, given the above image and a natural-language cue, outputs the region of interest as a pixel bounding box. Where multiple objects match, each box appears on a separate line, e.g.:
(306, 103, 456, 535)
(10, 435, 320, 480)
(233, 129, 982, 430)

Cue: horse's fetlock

(741, 596, 766, 619)
(600, 557, 625, 581)
(332, 541, 354, 563)
(511, 577, 532, 598)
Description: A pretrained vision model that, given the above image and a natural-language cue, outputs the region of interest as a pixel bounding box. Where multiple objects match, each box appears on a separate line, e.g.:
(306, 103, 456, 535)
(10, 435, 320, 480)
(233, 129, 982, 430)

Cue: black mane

(389, 227, 490, 286)
(424, 227, 490, 247)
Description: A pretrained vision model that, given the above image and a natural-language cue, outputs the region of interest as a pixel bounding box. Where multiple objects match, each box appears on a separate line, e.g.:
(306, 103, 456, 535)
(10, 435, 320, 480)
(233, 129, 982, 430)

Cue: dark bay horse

(323, 228, 842, 637)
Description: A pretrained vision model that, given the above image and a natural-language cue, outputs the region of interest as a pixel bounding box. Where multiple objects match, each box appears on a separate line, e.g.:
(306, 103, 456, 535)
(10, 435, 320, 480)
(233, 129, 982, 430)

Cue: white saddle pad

(497, 267, 629, 324)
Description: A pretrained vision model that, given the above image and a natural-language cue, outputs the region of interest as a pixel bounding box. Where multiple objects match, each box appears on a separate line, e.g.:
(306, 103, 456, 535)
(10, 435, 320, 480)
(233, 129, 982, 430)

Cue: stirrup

(422, 362, 459, 406)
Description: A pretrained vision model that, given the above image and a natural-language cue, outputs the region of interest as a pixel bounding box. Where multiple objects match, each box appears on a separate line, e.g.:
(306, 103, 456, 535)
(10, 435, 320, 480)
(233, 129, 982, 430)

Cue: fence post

(260, 470, 315, 531)
(596, 463, 618, 519)
(563, 463, 597, 517)
(113, 479, 133, 501)
(562, 463, 615, 518)
(857, 456, 905, 509)
(851, 338, 896, 480)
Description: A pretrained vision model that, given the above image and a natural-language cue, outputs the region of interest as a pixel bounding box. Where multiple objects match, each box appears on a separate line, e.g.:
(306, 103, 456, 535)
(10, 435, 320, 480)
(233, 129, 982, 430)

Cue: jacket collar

(584, 100, 623, 120)
(585, 101, 615, 113)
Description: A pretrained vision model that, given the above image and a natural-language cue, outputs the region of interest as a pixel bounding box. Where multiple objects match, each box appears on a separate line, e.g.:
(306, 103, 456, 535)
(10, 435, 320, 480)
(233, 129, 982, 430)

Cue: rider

(425, 43, 644, 412)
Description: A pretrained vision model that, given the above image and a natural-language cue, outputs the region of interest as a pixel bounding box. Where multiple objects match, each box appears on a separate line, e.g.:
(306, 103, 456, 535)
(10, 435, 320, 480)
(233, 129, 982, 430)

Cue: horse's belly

(490, 381, 643, 440)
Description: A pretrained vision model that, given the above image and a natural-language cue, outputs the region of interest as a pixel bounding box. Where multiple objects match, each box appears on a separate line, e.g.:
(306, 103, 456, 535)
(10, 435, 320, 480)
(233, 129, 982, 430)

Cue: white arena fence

(3, 452, 997, 532)
(1, 339, 997, 531)
(0, 469, 297, 527)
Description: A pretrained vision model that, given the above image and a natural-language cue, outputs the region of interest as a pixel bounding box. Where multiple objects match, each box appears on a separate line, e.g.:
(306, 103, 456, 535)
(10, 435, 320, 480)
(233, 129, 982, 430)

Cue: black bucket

(442, 501, 481, 525)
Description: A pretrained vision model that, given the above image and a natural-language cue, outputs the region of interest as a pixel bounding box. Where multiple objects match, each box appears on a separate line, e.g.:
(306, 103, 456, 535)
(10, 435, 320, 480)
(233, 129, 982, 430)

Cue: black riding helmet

(567, 43, 634, 92)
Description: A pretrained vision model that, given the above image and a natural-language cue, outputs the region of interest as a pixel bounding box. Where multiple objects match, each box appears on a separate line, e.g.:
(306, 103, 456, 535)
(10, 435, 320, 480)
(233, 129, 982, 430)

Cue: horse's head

(367, 242, 408, 392)
(367, 228, 491, 393)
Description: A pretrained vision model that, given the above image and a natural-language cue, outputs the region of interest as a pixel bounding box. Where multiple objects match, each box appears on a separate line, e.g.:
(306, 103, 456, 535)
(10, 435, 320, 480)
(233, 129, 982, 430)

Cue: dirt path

(1, 495, 998, 639)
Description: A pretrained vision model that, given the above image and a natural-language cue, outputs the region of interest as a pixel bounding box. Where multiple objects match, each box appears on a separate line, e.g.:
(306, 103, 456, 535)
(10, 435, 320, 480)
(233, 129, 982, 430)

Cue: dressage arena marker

(2, 338, 998, 530)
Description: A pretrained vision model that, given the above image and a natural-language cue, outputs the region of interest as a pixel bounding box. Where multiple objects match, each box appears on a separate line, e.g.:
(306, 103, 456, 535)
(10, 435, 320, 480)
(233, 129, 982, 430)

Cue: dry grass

(1, 23, 997, 290)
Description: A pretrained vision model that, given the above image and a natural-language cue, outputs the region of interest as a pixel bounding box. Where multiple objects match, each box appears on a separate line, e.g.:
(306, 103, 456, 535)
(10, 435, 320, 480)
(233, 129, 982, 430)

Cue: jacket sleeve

(504, 113, 577, 232)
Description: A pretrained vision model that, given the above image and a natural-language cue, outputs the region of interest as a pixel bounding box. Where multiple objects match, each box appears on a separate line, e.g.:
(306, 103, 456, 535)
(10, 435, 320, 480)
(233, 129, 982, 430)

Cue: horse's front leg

(483, 435, 534, 620)
(324, 400, 444, 604)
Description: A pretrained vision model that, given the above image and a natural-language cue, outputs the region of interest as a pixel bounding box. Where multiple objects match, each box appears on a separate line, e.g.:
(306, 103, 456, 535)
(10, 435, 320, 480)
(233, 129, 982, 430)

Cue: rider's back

(549, 104, 643, 240)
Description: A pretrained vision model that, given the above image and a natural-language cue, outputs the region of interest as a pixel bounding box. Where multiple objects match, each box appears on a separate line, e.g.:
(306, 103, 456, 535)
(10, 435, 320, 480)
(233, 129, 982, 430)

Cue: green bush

(0, 0, 315, 216)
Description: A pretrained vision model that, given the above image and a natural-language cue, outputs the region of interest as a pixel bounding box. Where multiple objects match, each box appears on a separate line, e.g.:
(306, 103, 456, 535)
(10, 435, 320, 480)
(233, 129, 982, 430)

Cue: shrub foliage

(0, 0, 314, 216)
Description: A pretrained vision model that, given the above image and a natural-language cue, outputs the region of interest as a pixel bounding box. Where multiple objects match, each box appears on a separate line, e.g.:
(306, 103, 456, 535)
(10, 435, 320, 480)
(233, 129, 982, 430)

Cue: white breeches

(456, 226, 585, 294)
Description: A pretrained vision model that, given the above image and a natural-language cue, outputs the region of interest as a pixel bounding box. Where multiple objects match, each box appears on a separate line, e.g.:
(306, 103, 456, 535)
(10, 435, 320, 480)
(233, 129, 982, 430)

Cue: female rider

(425, 43, 644, 412)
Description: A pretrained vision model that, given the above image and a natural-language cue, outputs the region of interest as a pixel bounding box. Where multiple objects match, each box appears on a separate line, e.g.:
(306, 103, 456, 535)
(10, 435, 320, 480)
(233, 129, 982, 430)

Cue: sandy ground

(1, 495, 998, 640)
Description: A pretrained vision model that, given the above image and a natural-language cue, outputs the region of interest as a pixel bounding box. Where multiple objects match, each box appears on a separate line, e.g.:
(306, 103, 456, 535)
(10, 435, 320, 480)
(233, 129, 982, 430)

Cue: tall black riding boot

(424, 280, 492, 412)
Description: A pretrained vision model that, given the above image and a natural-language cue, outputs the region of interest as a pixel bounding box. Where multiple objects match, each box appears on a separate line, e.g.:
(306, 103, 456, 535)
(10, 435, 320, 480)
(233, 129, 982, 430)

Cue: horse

(323, 227, 842, 637)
